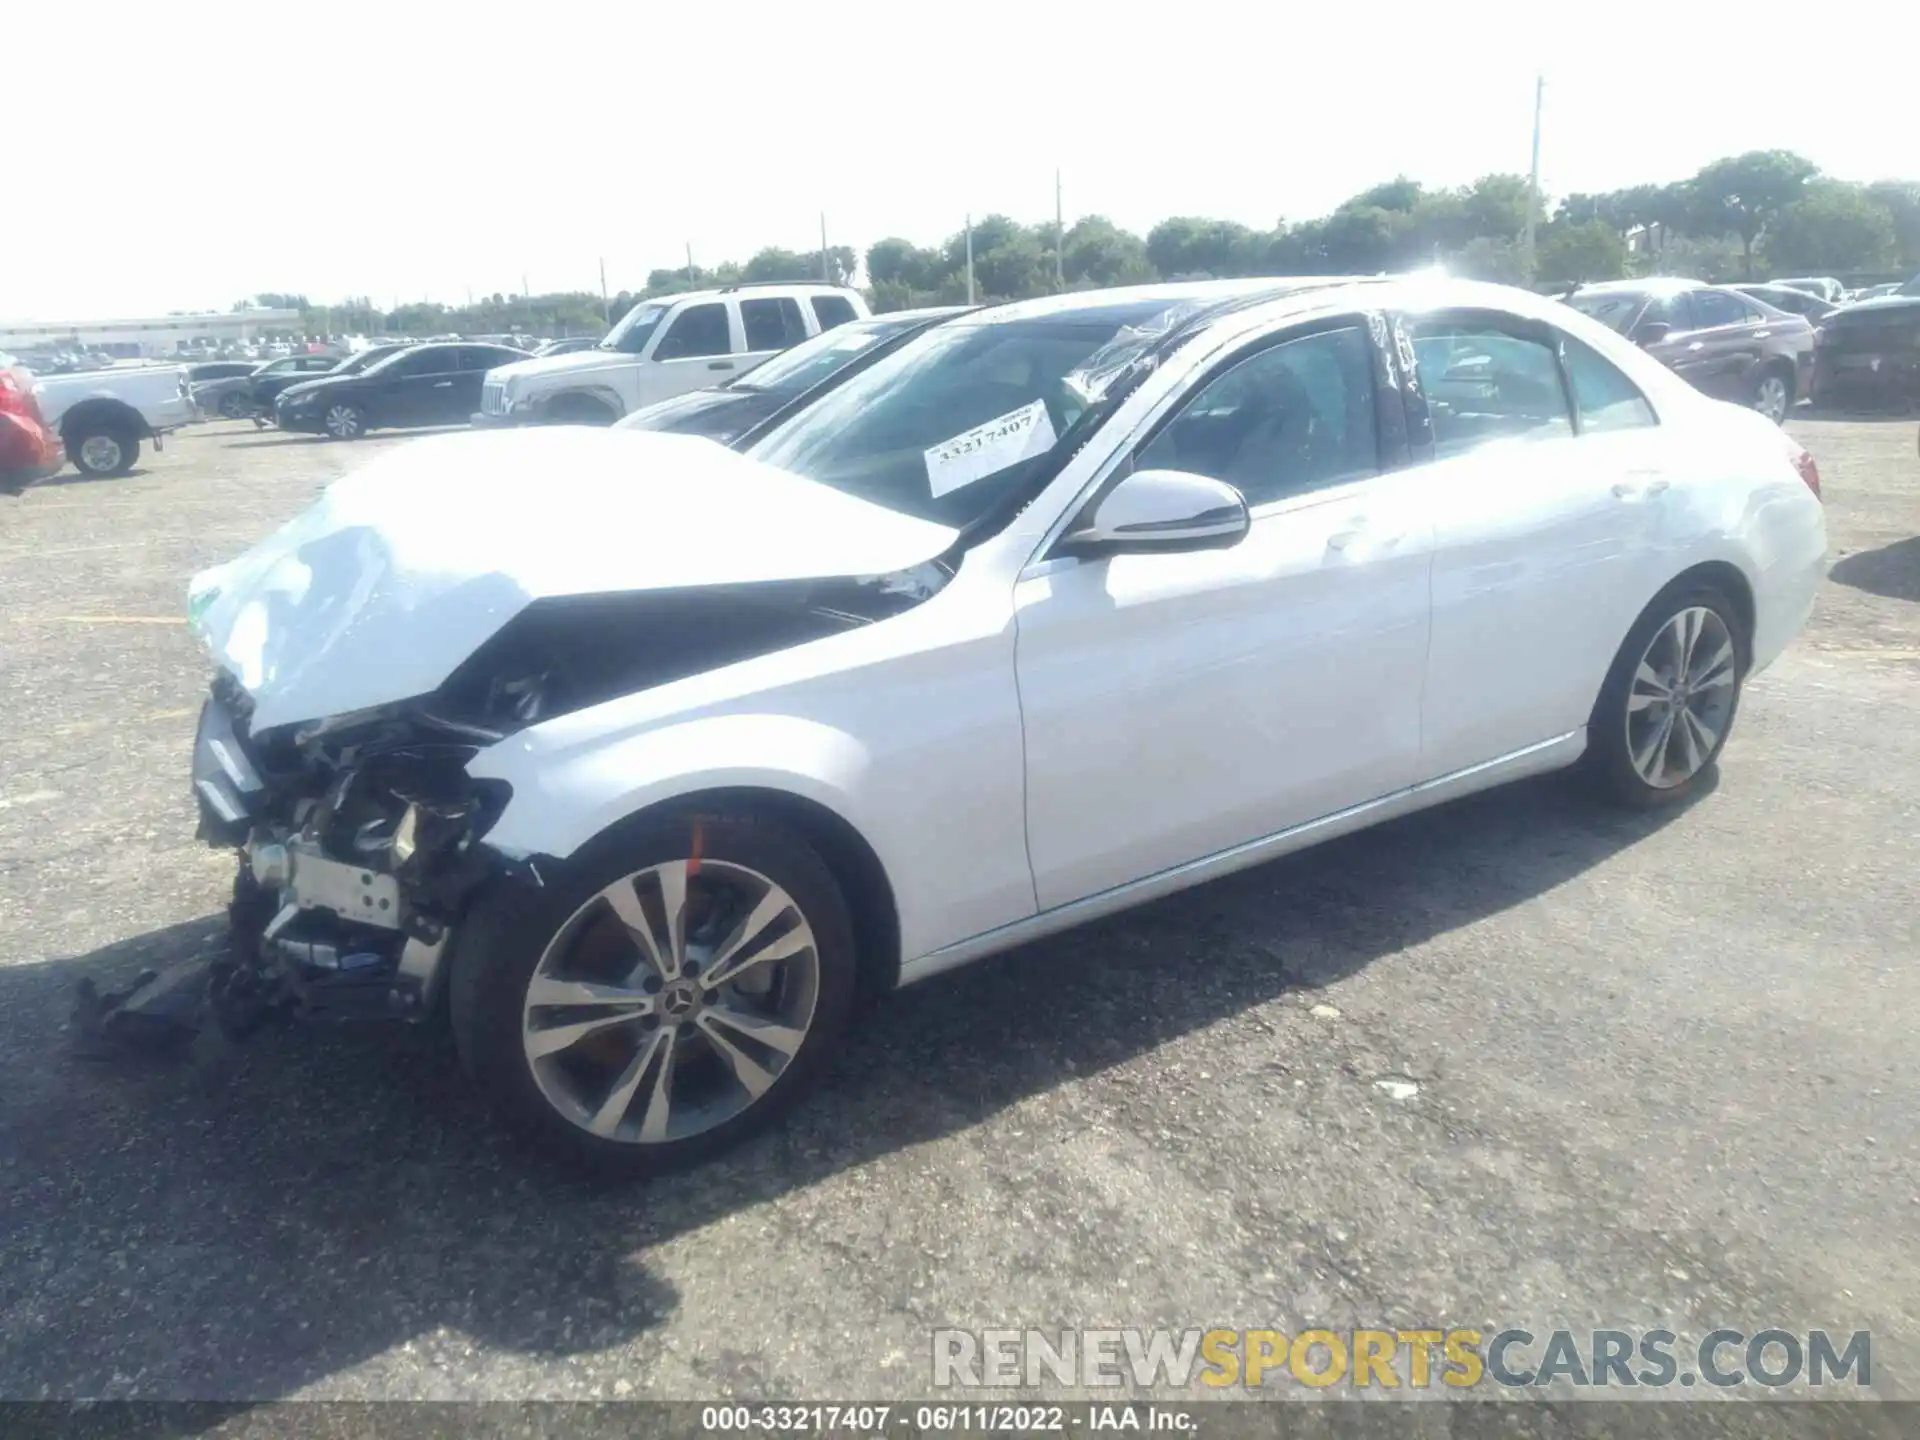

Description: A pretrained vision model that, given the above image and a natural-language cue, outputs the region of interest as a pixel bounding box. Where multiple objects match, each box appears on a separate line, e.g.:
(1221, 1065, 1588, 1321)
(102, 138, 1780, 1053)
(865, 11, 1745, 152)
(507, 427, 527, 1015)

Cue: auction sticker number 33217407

(923, 401, 1058, 498)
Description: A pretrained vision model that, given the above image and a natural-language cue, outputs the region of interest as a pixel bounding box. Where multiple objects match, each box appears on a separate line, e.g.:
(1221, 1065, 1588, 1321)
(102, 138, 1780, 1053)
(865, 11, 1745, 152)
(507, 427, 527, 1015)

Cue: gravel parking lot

(0, 416, 1915, 1416)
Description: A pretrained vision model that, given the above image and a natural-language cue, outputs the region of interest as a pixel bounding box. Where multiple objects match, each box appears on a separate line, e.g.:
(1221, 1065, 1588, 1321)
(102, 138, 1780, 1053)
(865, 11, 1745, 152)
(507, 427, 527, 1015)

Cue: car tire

(1582, 581, 1747, 809)
(68, 423, 140, 477)
(217, 393, 252, 420)
(322, 402, 367, 440)
(1750, 364, 1793, 425)
(449, 808, 858, 1176)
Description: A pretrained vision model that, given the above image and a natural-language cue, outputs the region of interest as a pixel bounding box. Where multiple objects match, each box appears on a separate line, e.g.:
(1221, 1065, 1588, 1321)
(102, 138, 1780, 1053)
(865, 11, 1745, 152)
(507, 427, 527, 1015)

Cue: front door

(640, 301, 738, 408)
(1015, 319, 1434, 911)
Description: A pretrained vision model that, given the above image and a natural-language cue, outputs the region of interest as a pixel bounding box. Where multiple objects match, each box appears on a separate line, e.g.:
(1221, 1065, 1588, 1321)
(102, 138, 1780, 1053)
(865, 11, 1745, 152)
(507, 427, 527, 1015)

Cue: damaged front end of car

(76, 426, 961, 1054)
(188, 668, 514, 1035)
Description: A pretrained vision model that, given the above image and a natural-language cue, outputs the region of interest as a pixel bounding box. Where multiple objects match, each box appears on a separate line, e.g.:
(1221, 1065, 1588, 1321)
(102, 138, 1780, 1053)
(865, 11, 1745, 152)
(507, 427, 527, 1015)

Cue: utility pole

(965, 213, 975, 305)
(599, 257, 610, 325)
(686, 242, 696, 286)
(1524, 73, 1544, 278)
(1055, 169, 1065, 291)
(820, 212, 831, 283)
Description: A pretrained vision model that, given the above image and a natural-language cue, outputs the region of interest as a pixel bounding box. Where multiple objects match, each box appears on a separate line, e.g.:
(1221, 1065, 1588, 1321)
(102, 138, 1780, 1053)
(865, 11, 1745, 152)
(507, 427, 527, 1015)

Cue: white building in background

(0, 308, 303, 358)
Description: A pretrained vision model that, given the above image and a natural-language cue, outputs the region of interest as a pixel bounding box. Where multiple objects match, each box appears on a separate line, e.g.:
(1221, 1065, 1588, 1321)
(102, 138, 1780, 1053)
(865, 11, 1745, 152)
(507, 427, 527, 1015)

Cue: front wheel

(450, 810, 858, 1175)
(1583, 584, 1746, 808)
(322, 402, 367, 440)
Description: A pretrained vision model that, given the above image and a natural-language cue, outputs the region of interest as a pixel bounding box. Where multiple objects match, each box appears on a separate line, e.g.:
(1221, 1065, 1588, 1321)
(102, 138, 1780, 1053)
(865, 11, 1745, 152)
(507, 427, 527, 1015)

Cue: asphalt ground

(0, 414, 1915, 1425)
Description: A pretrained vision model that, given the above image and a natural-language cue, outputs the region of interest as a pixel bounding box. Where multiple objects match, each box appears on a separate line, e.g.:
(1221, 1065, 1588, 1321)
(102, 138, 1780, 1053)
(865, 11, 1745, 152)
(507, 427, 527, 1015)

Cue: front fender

(471, 712, 871, 864)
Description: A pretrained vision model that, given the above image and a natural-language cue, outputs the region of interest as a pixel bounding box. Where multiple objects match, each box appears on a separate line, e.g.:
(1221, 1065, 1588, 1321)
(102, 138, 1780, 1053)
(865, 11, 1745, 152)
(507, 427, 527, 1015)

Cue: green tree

(1689, 150, 1819, 278)
(1763, 181, 1895, 274)
(1864, 181, 1920, 270)
(867, 236, 945, 291)
(1061, 215, 1153, 287)
(1534, 220, 1628, 284)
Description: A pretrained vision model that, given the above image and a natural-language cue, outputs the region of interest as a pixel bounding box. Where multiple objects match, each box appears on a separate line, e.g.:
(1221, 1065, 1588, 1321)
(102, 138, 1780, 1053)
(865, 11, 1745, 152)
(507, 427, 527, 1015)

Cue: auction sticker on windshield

(925, 401, 1057, 498)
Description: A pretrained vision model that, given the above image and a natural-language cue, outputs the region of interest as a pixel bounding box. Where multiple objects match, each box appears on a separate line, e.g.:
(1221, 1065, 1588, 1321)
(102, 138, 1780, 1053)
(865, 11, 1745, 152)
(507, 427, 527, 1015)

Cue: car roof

(947, 278, 1387, 331)
(641, 282, 857, 305)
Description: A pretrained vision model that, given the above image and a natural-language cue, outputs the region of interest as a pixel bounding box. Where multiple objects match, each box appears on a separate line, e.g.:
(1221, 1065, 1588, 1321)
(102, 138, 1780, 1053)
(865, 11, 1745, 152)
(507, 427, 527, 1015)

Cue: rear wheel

(1583, 583, 1746, 808)
(68, 424, 139, 477)
(217, 392, 252, 420)
(450, 810, 857, 1175)
(1750, 365, 1792, 425)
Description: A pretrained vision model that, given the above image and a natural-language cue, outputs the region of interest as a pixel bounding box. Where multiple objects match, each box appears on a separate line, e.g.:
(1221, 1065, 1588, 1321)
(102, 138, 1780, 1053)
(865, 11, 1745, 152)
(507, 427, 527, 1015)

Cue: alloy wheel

(78, 435, 123, 473)
(1753, 374, 1789, 423)
(1624, 606, 1738, 788)
(521, 859, 820, 1145)
(324, 405, 361, 439)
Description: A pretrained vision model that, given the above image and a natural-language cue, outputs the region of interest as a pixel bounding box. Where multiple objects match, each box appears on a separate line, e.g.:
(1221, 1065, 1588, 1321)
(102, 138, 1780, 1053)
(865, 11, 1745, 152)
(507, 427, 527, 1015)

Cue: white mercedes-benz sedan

(173, 276, 1826, 1172)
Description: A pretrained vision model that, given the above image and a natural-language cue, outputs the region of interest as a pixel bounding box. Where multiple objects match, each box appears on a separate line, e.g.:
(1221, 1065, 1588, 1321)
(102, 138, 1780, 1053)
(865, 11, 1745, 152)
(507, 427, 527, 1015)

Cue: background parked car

(1731, 283, 1838, 325)
(534, 336, 602, 358)
(187, 360, 269, 419)
(1561, 279, 1814, 422)
(32, 363, 196, 476)
(1810, 296, 1920, 410)
(0, 353, 64, 492)
(275, 342, 528, 439)
(1772, 276, 1848, 304)
(247, 353, 350, 415)
(613, 306, 970, 447)
(476, 282, 871, 427)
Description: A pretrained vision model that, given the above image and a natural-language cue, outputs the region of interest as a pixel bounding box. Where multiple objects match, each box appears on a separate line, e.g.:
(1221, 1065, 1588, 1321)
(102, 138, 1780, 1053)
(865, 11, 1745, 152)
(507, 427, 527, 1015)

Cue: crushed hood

(188, 427, 956, 732)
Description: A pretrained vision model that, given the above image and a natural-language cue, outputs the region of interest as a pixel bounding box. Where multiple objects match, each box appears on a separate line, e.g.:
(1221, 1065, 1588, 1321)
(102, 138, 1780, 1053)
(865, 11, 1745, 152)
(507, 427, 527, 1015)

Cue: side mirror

(1634, 320, 1672, 347)
(1057, 468, 1250, 558)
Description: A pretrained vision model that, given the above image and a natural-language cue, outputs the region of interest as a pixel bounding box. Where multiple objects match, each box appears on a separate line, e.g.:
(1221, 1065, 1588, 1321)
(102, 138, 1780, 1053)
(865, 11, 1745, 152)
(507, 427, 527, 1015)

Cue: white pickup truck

(475, 282, 870, 427)
(34, 364, 198, 476)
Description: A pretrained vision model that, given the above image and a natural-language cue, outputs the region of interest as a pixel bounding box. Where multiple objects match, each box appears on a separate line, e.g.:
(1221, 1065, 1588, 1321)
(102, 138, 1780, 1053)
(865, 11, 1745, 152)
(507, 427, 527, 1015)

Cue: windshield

(334, 346, 399, 375)
(730, 320, 899, 397)
(746, 301, 1196, 528)
(601, 302, 669, 355)
(1563, 292, 1647, 335)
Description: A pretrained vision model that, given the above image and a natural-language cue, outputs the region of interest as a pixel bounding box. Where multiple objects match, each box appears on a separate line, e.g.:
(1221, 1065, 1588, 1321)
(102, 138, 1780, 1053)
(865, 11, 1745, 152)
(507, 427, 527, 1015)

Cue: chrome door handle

(432, 380, 453, 388)
(707, 361, 735, 371)
(1687, 341, 1706, 351)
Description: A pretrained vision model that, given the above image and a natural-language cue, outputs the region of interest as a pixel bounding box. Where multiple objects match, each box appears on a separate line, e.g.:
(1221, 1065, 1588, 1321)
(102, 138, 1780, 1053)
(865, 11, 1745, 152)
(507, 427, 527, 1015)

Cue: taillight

(1781, 432, 1821, 500)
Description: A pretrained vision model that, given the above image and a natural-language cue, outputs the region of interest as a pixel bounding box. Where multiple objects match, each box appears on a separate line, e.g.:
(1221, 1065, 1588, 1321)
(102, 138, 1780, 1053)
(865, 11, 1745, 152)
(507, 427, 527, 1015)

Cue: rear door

(640, 301, 737, 405)
(1400, 309, 1674, 778)
(737, 295, 813, 374)
(452, 346, 518, 421)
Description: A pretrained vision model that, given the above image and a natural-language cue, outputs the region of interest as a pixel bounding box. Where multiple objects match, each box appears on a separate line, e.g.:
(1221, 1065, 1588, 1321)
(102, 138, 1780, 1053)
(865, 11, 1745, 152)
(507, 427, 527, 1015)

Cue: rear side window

(1561, 335, 1658, 434)
(654, 303, 732, 360)
(741, 297, 810, 351)
(1409, 320, 1572, 458)
(1692, 290, 1752, 328)
(1137, 325, 1379, 507)
(811, 295, 858, 331)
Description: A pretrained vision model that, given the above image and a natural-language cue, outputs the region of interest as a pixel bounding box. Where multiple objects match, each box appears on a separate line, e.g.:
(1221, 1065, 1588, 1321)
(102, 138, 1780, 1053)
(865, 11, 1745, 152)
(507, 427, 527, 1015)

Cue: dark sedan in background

(1561, 279, 1815, 422)
(1810, 297, 1920, 411)
(276, 342, 528, 438)
(611, 306, 969, 446)
(246, 353, 347, 414)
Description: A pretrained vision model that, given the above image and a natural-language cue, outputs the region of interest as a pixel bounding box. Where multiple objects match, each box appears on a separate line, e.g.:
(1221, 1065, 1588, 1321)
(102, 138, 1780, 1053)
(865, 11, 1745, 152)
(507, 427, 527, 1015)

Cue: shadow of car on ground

(0, 773, 1702, 1411)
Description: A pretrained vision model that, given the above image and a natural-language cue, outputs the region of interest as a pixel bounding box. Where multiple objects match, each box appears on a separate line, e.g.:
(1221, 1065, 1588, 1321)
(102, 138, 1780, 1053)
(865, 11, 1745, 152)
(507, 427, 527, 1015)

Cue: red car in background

(1, 352, 64, 493)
